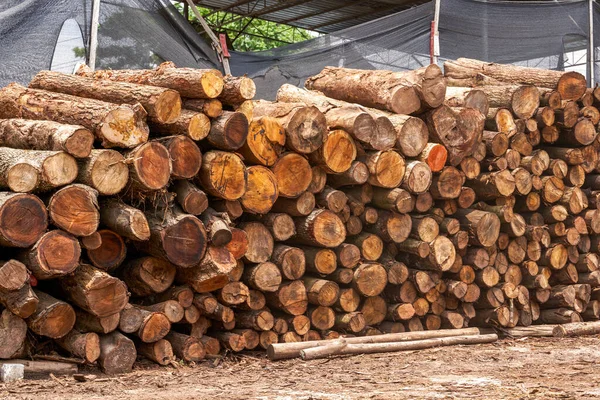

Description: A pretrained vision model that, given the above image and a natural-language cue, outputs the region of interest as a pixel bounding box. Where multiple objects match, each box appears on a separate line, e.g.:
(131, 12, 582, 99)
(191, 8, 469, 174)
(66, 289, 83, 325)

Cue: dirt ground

(2, 336, 600, 400)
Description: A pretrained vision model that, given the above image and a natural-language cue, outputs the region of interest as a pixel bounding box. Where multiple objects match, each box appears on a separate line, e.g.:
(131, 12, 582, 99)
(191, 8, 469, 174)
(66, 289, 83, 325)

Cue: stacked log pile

(0, 58, 596, 374)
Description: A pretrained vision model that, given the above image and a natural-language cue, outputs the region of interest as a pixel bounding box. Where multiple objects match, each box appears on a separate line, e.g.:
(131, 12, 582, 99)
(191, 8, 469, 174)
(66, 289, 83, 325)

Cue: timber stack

(0, 57, 596, 374)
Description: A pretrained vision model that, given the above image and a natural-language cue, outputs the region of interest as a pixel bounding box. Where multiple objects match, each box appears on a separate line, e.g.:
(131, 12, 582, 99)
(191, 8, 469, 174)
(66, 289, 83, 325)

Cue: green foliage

(174, 3, 316, 52)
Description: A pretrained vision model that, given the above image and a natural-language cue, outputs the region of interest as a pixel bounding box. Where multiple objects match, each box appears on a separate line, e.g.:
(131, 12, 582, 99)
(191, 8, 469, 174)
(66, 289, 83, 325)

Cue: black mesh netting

(1, 0, 600, 100)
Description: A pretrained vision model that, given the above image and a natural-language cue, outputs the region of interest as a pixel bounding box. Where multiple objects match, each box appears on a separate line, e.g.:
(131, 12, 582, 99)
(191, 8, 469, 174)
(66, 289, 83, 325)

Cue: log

(235, 310, 275, 331)
(238, 116, 285, 167)
(165, 332, 205, 362)
(252, 101, 326, 154)
(417, 143, 448, 173)
(265, 280, 308, 316)
(46, 184, 99, 238)
(241, 166, 279, 214)
(76, 149, 129, 196)
(183, 98, 222, 118)
(55, 330, 101, 363)
(271, 245, 306, 280)
(454, 209, 501, 247)
(27, 290, 75, 339)
(430, 166, 465, 199)
(98, 331, 137, 374)
(200, 208, 232, 247)
(74, 310, 119, 334)
(137, 339, 173, 365)
(77, 62, 224, 99)
(172, 180, 209, 216)
(219, 75, 256, 105)
(206, 111, 248, 151)
(0, 118, 93, 158)
(267, 327, 484, 360)
(447, 58, 586, 100)
(444, 87, 489, 115)
(302, 247, 337, 275)
(123, 142, 172, 193)
(18, 230, 80, 280)
(99, 199, 150, 241)
(360, 150, 405, 189)
(308, 130, 357, 173)
(0, 148, 78, 193)
(270, 152, 313, 198)
(305, 65, 446, 114)
(217, 281, 250, 306)
(30, 70, 182, 124)
(136, 208, 207, 268)
(150, 109, 211, 140)
(154, 136, 202, 180)
(0, 310, 27, 359)
(120, 257, 175, 297)
(60, 264, 129, 317)
(86, 230, 126, 271)
(196, 150, 247, 200)
(0, 83, 149, 148)
(290, 209, 346, 248)
(175, 245, 236, 292)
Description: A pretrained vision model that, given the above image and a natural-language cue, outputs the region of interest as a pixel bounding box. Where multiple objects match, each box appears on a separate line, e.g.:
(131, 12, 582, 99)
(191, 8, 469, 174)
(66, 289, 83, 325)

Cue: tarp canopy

(1, 0, 599, 99)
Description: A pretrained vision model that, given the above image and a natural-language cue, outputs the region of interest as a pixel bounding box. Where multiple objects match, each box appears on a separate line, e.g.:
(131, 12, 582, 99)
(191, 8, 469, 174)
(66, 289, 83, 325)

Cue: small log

(137, 339, 173, 365)
(77, 149, 129, 196)
(176, 245, 237, 292)
(55, 330, 100, 363)
(74, 310, 119, 334)
(265, 280, 308, 316)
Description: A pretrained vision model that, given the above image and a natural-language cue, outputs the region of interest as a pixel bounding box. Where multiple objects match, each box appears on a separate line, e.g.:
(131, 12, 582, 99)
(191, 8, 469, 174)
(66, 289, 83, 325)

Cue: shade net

(1, 0, 599, 99)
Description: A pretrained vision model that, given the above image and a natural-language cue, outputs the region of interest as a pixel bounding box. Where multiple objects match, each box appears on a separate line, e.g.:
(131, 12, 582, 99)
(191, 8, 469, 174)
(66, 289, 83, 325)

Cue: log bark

(183, 98, 222, 118)
(252, 101, 326, 154)
(0, 309, 27, 359)
(99, 199, 150, 241)
(137, 339, 173, 365)
(176, 245, 237, 293)
(26, 290, 75, 339)
(77, 149, 129, 196)
(18, 230, 80, 280)
(60, 263, 129, 317)
(0, 83, 148, 148)
(55, 330, 101, 363)
(87, 230, 127, 271)
(77, 62, 224, 99)
(98, 331, 137, 374)
(0, 118, 93, 158)
(136, 208, 207, 268)
(306, 65, 446, 114)
(0, 148, 78, 193)
(30, 70, 182, 124)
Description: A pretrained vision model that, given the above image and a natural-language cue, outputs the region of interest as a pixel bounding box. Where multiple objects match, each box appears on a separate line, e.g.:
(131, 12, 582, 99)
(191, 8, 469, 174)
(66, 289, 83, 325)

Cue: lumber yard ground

(1, 336, 599, 399)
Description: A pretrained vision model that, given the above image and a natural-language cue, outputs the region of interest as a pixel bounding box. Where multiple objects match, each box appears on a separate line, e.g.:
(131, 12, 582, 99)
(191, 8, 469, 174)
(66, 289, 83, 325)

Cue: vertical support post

(184, 2, 189, 21)
(589, 0, 595, 86)
(432, 0, 441, 65)
(185, 0, 231, 75)
(89, 0, 101, 71)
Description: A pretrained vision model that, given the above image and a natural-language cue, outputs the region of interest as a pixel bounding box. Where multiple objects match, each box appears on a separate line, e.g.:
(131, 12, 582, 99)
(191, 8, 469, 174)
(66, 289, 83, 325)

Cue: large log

(0, 83, 148, 148)
(206, 111, 248, 151)
(239, 116, 285, 166)
(150, 109, 211, 141)
(18, 230, 80, 280)
(30, 70, 181, 124)
(0, 118, 93, 158)
(120, 257, 176, 297)
(98, 331, 137, 375)
(305, 65, 446, 114)
(136, 208, 207, 268)
(87, 230, 127, 271)
(47, 184, 99, 237)
(0, 192, 47, 247)
(241, 166, 279, 214)
(176, 245, 237, 293)
(27, 290, 75, 339)
(290, 209, 346, 248)
(76, 149, 129, 196)
(0, 148, 78, 193)
(196, 150, 247, 200)
(252, 101, 326, 154)
(155, 135, 202, 180)
(60, 263, 129, 317)
(445, 58, 586, 100)
(123, 142, 172, 193)
(77, 61, 224, 99)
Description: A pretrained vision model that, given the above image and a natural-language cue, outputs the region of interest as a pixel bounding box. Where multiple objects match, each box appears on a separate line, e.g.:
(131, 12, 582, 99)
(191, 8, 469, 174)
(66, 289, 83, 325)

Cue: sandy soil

(2, 336, 600, 400)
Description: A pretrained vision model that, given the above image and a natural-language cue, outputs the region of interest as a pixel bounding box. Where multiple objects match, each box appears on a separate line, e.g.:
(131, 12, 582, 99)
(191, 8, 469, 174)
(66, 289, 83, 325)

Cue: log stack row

(0, 58, 595, 374)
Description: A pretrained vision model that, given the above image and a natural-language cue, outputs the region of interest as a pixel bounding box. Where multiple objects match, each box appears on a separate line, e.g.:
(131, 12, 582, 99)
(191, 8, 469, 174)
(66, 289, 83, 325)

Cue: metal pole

(432, 0, 441, 65)
(89, 0, 101, 71)
(185, 0, 231, 75)
(590, 0, 595, 86)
